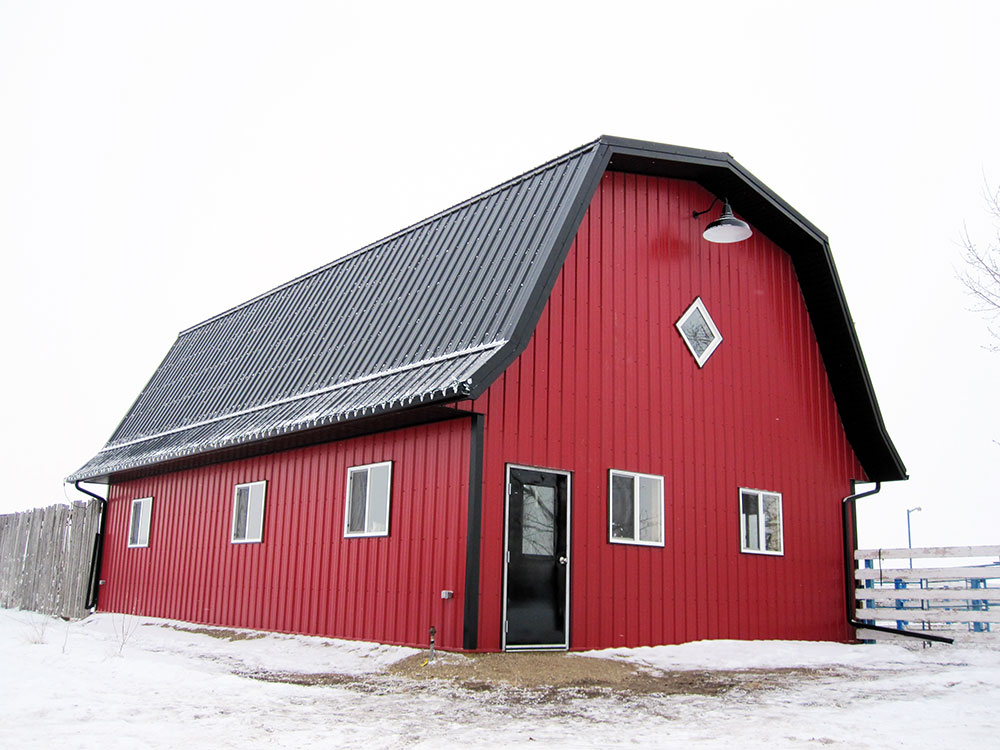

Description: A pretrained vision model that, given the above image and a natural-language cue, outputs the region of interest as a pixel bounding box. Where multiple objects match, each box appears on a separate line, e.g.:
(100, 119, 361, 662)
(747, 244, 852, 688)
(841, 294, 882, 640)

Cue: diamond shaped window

(676, 297, 722, 367)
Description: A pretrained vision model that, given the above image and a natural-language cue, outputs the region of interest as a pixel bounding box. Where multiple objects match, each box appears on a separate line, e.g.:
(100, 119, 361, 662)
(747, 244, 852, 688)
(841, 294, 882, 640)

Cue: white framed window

(345, 461, 392, 537)
(609, 470, 665, 546)
(127, 497, 153, 548)
(676, 297, 722, 367)
(232, 480, 267, 544)
(740, 488, 783, 555)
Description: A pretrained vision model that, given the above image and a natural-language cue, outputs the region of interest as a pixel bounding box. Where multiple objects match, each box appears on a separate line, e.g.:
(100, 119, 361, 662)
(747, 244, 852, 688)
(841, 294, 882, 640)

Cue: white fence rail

(855, 545, 1000, 644)
(0, 501, 102, 619)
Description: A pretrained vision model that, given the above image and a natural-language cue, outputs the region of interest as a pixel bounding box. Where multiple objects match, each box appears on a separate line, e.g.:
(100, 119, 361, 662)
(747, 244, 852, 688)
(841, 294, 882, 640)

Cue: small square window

(232, 481, 266, 544)
(609, 470, 665, 546)
(676, 297, 722, 367)
(345, 461, 392, 537)
(127, 497, 153, 548)
(740, 488, 783, 555)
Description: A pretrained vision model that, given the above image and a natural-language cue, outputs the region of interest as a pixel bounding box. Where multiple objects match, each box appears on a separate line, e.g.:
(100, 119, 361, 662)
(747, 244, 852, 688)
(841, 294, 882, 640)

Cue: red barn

(70, 137, 906, 651)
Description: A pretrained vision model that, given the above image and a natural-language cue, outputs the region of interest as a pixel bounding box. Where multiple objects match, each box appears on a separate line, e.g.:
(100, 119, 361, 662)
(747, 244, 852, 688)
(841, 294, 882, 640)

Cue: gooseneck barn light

(692, 197, 752, 244)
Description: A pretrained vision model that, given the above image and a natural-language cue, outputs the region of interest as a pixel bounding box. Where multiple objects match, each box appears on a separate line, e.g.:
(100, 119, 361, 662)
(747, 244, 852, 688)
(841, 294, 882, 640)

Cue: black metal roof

(70, 136, 906, 484)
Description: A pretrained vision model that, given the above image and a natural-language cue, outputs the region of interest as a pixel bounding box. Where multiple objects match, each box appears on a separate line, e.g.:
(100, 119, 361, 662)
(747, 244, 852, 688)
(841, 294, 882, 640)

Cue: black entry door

(504, 466, 570, 649)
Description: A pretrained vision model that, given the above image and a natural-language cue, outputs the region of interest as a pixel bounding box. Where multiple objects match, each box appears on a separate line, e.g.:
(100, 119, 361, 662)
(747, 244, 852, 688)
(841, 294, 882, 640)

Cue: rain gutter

(842, 482, 953, 644)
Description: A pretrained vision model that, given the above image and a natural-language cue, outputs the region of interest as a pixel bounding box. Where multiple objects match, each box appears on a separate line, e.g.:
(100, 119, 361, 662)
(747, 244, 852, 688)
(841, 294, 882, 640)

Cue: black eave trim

(462, 413, 485, 650)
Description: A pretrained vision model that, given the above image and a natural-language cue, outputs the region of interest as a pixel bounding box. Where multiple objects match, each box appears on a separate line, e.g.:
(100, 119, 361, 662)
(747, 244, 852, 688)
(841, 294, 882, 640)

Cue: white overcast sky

(2, 1, 999, 549)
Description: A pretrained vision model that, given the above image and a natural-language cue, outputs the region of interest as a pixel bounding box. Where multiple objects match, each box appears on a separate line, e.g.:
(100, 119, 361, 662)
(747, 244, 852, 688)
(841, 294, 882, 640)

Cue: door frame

(501, 463, 572, 651)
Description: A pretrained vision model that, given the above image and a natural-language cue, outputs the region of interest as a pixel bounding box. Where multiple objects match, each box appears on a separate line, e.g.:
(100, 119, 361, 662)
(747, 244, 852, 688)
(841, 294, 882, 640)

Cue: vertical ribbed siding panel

(321, 447, 337, 635)
(412, 430, 431, 642)
(270, 454, 289, 631)
(104, 487, 122, 612)
(291, 451, 307, 631)
(161, 472, 176, 619)
(158, 473, 174, 617)
(207, 464, 224, 625)
(97, 418, 471, 649)
(329, 455, 347, 637)
(185, 469, 203, 624)
(375, 428, 396, 640)
(194, 468, 212, 625)
(102, 487, 119, 610)
(310, 448, 328, 636)
(223, 462, 239, 627)
(263, 456, 283, 632)
(473, 171, 860, 650)
(303, 448, 320, 635)
(396, 428, 416, 641)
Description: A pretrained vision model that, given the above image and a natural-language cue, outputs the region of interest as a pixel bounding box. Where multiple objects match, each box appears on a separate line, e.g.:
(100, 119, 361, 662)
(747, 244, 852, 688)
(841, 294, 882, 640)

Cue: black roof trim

(469, 135, 905, 482)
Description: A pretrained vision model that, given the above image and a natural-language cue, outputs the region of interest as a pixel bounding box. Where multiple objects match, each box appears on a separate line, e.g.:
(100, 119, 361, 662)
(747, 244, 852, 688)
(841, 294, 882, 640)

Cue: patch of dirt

(387, 651, 838, 697)
(152, 623, 267, 642)
(243, 650, 846, 702)
(248, 672, 367, 688)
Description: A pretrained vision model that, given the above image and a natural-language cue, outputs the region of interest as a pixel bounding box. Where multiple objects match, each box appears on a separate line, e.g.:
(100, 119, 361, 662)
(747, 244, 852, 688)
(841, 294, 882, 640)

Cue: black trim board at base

(462, 413, 485, 650)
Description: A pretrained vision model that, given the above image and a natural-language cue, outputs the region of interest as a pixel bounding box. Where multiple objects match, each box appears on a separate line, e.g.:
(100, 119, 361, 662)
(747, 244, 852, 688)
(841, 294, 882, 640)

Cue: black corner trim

(462, 413, 485, 650)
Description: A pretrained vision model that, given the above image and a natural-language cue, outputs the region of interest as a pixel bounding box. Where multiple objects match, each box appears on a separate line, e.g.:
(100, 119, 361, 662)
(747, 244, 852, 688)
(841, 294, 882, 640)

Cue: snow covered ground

(2, 609, 998, 749)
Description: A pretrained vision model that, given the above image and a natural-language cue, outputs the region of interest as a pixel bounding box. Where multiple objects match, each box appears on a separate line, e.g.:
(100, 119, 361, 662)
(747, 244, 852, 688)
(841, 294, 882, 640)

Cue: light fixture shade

(702, 202, 752, 243)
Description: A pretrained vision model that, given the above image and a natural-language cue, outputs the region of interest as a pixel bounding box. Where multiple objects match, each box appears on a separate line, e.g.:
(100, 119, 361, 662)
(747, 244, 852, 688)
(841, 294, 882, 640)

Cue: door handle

(558, 556, 567, 565)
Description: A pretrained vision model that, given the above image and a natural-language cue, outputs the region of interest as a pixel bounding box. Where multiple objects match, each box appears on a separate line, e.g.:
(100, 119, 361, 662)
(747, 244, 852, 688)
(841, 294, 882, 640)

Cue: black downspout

(842, 482, 954, 644)
(75, 480, 107, 611)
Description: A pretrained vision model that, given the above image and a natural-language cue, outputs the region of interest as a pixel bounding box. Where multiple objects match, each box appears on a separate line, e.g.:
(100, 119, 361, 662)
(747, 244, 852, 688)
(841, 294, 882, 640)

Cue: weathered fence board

(855, 608, 1000, 624)
(856, 545, 1000, 560)
(856, 628, 1000, 645)
(856, 587, 1000, 603)
(0, 500, 102, 619)
(855, 545, 999, 643)
(855, 565, 1000, 581)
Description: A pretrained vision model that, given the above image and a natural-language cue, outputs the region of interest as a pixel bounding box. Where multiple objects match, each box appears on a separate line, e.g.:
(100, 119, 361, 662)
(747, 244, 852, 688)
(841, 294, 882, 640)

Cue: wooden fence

(855, 545, 1000, 644)
(0, 500, 103, 619)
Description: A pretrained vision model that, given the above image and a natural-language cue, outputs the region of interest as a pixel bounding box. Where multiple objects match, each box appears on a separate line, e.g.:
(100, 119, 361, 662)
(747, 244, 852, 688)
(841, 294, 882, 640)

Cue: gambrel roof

(70, 136, 907, 484)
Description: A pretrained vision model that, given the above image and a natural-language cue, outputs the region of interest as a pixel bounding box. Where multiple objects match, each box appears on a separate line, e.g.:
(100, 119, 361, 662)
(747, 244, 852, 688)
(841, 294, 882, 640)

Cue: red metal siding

(101, 418, 471, 650)
(474, 172, 865, 650)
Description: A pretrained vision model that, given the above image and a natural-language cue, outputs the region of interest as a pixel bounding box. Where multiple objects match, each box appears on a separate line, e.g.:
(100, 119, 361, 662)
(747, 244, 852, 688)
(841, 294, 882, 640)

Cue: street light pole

(906, 506, 922, 569)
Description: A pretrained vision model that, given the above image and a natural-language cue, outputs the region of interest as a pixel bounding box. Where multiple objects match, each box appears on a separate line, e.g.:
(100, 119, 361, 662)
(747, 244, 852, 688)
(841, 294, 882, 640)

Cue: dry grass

(153, 623, 267, 642)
